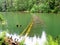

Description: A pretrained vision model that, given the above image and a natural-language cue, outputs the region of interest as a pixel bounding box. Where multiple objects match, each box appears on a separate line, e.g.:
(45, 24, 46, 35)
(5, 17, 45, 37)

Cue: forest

(0, 0, 60, 13)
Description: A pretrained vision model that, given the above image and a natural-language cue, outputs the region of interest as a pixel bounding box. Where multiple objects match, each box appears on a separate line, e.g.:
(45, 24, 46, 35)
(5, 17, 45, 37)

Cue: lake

(0, 12, 60, 37)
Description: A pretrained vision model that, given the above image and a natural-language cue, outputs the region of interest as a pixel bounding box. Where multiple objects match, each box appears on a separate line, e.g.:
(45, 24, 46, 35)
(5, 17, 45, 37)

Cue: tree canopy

(0, 0, 60, 13)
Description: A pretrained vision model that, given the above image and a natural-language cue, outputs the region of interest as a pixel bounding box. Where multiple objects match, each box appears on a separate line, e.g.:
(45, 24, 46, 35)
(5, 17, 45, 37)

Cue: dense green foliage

(0, 0, 60, 13)
(0, 31, 8, 45)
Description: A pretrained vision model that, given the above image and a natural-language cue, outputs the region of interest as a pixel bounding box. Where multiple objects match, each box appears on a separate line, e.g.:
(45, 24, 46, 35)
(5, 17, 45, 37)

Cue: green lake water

(0, 12, 60, 37)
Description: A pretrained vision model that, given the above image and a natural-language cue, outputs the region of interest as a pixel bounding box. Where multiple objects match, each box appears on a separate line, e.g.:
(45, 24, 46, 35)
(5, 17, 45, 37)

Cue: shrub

(30, 4, 39, 13)
(39, 3, 50, 13)
(47, 35, 58, 45)
(30, 3, 50, 13)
